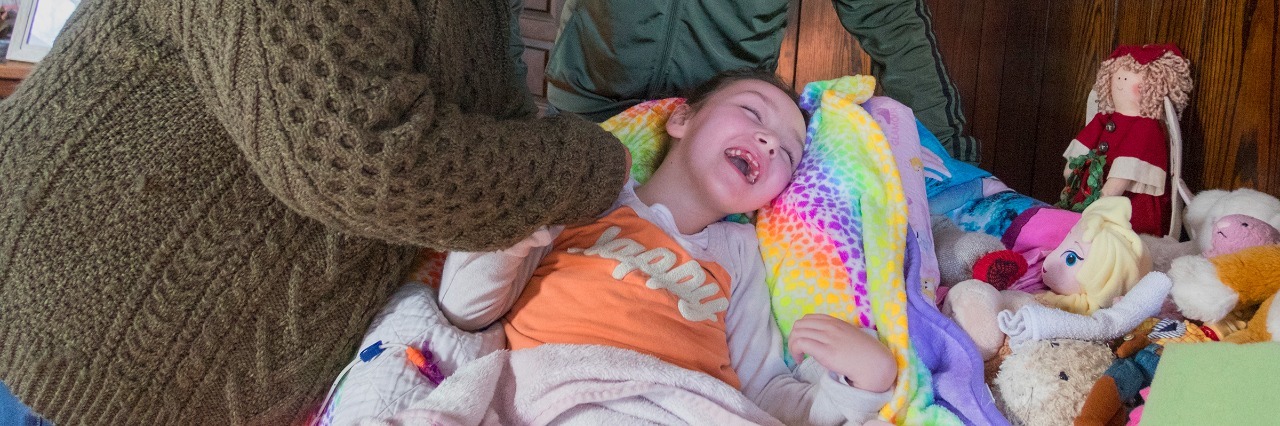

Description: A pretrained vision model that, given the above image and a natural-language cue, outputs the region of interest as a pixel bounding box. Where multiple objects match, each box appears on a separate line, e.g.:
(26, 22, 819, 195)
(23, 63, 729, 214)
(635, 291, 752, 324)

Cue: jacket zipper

(649, 0, 683, 99)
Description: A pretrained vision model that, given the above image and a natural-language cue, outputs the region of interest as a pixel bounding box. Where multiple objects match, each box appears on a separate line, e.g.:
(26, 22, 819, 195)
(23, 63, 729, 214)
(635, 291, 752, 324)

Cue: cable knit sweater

(0, 0, 626, 423)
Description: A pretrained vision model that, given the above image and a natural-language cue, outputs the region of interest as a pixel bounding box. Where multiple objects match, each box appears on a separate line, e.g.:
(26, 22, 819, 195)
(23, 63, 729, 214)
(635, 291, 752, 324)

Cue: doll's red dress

(1066, 112, 1170, 236)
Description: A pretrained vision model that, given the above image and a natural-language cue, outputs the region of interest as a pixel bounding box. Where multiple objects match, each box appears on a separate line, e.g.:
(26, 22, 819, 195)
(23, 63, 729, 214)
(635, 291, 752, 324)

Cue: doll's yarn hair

(1040, 197, 1153, 314)
(1093, 51, 1193, 119)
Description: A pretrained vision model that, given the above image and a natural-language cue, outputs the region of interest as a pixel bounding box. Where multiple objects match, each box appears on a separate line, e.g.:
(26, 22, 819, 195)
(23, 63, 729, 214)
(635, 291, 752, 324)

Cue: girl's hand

(788, 314, 897, 393)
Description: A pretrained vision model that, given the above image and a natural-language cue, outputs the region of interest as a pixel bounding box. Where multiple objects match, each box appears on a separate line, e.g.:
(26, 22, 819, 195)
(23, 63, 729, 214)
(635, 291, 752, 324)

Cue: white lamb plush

(1143, 188, 1280, 272)
(1183, 188, 1280, 252)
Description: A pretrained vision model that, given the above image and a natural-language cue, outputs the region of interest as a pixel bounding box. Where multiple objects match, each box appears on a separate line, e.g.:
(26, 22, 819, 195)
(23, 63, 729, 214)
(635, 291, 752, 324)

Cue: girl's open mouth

(725, 148, 760, 184)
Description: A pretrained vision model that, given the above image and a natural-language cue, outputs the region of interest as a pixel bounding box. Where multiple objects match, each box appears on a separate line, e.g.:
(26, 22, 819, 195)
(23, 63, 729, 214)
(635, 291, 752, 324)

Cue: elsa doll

(1038, 196, 1152, 314)
(945, 197, 1153, 358)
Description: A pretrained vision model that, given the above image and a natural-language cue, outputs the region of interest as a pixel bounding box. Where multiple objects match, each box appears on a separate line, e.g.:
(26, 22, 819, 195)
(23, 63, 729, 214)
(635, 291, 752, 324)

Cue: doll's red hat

(1108, 44, 1183, 65)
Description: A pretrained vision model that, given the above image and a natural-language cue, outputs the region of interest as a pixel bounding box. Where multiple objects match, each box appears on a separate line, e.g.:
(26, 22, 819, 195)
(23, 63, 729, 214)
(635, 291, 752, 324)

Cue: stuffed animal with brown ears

(992, 339, 1114, 426)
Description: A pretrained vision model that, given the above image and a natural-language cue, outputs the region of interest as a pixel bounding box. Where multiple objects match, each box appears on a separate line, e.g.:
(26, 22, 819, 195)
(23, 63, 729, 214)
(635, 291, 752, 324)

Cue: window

(3, 0, 81, 63)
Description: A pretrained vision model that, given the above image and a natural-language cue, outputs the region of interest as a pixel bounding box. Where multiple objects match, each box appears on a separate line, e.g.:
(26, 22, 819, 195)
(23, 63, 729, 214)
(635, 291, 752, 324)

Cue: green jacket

(547, 0, 980, 163)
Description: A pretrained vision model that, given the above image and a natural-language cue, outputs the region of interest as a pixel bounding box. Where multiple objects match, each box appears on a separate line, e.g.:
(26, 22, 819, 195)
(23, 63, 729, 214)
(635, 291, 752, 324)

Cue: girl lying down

(438, 69, 898, 425)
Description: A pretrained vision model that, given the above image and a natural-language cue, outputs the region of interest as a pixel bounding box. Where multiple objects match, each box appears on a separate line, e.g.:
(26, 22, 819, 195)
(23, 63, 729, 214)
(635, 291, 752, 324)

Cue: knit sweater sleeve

(168, 0, 628, 251)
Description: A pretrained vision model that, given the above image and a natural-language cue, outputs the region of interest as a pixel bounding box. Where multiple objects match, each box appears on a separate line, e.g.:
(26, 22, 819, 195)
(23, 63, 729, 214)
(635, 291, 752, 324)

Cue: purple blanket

(904, 228, 1010, 425)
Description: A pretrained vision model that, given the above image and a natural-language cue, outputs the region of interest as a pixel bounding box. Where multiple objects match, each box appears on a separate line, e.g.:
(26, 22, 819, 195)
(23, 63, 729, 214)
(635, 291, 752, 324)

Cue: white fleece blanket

(359, 344, 782, 426)
(322, 283, 782, 426)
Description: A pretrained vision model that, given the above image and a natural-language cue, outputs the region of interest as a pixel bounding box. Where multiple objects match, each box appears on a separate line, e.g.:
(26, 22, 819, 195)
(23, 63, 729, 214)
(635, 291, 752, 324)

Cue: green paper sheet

(1141, 342, 1280, 425)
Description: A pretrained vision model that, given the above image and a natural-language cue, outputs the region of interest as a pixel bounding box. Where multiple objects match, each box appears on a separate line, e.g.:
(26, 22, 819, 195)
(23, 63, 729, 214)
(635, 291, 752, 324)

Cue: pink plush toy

(1169, 214, 1280, 343)
(1202, 214, 1280, 257)
(1142, 188, 1280, 272)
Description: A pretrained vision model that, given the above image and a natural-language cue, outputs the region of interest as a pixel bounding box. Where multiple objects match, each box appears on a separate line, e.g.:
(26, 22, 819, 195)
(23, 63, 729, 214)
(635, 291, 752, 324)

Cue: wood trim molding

(0, 61, 35, 99)
(0, 61, 34, 80)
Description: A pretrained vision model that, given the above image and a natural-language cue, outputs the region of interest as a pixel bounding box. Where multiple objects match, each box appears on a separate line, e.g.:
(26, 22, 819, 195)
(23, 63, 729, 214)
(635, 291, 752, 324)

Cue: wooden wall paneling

(776, 0, 802, 89)
(791, 0, 871, 90)
(1274, 3, 1280, 197)
(1192, 0, 1276, 193)
(1138, 0, 1210, 193)
(1140, 0, 1208, 48)
(971, 0, 1008, 172)
(986, 0, 1050, 196)
(1113, 0, 1156, 45)
(0, 62, 34, 99)
(519, 0, 561, 41)
(680, 0, 1278, 199)
(522, 0, 552, 14)
(1028, 0, 1115, 202)
(521, 43, 550, 98)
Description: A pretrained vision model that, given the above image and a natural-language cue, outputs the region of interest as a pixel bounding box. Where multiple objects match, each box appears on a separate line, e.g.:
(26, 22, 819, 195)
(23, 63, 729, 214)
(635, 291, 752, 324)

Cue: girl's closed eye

(742, 105, 762, 122)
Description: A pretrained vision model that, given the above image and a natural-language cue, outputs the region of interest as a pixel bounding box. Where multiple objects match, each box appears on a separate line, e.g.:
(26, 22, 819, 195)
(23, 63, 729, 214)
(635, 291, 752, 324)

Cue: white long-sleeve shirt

(438, 180, 890, 425)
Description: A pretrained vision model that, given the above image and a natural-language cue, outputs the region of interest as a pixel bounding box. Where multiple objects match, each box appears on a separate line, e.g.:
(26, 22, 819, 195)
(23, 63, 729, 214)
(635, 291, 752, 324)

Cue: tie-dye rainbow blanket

(600, 76, 960, 425)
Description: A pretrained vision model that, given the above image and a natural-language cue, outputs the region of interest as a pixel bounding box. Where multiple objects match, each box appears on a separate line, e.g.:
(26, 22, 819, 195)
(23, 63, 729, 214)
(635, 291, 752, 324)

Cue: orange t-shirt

(503, 206, 740, 387)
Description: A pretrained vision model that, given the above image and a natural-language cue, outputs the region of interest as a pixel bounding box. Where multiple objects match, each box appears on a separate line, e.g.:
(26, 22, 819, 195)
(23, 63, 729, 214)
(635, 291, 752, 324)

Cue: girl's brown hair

(683, 67, 809, 122)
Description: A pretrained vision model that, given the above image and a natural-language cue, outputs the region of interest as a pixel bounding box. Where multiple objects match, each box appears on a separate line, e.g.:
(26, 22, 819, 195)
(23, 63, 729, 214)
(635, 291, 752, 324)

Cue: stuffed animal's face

(1185, 188, 1280, 253)
(1203, 214, 1280, 257)
(994, 340, 1114, 426)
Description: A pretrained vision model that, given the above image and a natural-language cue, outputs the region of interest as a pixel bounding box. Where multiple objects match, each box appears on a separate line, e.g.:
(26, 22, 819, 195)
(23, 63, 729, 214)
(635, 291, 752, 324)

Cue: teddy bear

(1169, 243, 1280, 343)
(992, 339, 1114, 426)
(932, 216, 1028, 290)
(1162, 204, 1280, 344)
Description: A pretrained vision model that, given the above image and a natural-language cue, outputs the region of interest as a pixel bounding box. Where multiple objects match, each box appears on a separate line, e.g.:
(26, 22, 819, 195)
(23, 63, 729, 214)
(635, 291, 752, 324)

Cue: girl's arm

(716, 225, 891, 425)
(437, 226, 561, 332)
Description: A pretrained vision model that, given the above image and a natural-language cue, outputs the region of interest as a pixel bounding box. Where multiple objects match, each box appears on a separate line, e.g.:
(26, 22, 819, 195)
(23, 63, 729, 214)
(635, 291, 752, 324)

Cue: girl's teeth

(725, 148, 760, 183)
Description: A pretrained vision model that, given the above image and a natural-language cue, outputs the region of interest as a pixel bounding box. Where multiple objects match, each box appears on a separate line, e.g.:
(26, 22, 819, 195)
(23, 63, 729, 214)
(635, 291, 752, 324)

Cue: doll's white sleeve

(1062, 139, 1091, 178)
(1108, 157, 1166, 196)
(715, 224, 892, 425)
(1063, 139, 1091, 160)
(437, 226, 561, 332)
(998, 272, 1172, 346)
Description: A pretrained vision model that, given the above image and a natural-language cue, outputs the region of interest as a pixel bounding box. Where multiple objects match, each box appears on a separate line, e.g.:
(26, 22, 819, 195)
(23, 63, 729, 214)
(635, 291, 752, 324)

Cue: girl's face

(1043, 225, 1091, 295)
(664, 79, 807, 215)
(1110, 68, 1145, 116)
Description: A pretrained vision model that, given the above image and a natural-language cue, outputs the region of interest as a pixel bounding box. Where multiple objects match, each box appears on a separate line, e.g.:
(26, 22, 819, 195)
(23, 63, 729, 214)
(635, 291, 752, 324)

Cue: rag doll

(1074, 316, 1221, 426)
(945, 197, 1150, 359)
(1010, 212, 1280, 425)
(1058, 44, 1193, 237)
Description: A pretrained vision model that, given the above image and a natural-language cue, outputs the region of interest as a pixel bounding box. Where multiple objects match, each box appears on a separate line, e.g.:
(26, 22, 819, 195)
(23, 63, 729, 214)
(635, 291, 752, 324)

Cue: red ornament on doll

(1059, 44, 1193, 236)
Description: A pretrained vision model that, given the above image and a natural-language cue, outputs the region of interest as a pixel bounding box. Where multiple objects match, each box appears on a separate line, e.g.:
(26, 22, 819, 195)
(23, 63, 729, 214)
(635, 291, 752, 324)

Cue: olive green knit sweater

(0, 0, 626, 423)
